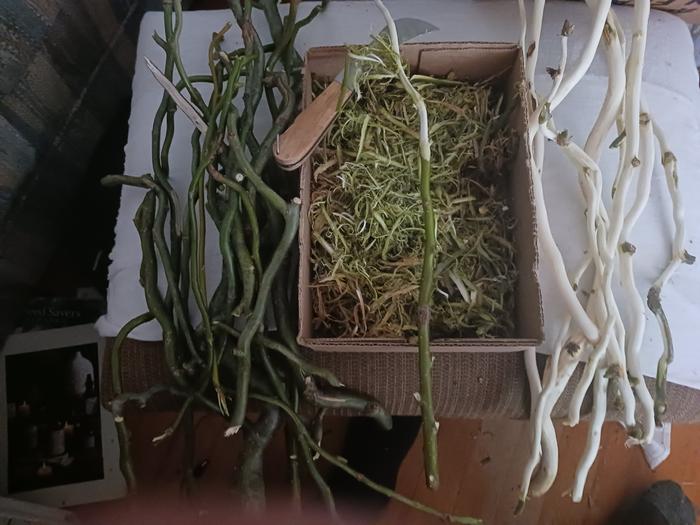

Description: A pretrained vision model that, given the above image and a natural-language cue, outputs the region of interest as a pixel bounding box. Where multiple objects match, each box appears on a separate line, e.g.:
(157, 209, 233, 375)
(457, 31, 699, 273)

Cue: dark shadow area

(327, 416, 421, 517)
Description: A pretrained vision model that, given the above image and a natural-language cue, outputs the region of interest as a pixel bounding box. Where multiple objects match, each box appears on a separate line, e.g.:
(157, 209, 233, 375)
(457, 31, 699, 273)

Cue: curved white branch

(550, 0, 612, 110)
(571, 365, 608, 502)
(619, 104, 655, 443)
(583, 14, 625, 161)
(519, 320, 571, 506)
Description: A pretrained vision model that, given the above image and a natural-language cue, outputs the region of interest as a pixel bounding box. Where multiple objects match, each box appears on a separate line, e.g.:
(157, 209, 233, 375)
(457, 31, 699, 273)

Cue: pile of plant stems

(105, 0, 480, 522)
(518, 0, 694, 510)
(310, 38, 518, 340)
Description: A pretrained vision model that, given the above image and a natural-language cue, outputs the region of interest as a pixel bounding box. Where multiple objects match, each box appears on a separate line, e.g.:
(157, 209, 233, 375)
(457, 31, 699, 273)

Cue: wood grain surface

(379, 419, 700, 525)
(72, 412, 700, 524)
(274, 80, 350, 170)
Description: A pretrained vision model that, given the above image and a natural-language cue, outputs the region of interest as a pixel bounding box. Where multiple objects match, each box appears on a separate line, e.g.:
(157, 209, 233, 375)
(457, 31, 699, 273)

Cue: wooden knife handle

(274, 80, 351, 171)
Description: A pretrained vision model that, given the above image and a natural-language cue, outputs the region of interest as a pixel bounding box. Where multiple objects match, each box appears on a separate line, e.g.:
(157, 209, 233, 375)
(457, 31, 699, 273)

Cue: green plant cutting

(309, 22, 518, 491)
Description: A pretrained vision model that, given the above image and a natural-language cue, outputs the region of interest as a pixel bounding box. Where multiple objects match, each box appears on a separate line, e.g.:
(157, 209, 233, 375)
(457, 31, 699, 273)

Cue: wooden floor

(378, 419, 700, 525)
(72, 412, 700, 524)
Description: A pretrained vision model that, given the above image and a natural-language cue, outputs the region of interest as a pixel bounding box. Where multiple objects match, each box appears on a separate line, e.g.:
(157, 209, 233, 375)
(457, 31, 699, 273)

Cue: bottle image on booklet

(83, 374, 98, 416)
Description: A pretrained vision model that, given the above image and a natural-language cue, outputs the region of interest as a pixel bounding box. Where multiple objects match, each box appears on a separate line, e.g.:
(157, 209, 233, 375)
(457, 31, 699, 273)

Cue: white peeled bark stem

(529, 124, 599, 343)
(609, 335, 637, 427)
(606, 0, 648, 257)
(519, 29, 573, 505)
(568, 0, 657, 497)
(529, 397, 559, 497)
(525, 17, 600, 342)
(530, 251, 602, 498)
(539, 123, 635, 429)
(583, 15, 625, 160)
(571, 254, 593, 290)
(566, 274, 629, 429)
(647, 120, 694, 423)
(623, 111, 653, 232)
(651, 124, 689, 291)
(517, 0, 527, 57)
(545, 28, 570, 103)
(519, 2, 611, 507)
(563, 0, 649, 432)
(581, 14, 626, 411)
(518, 0, 547, 503)
(541, 124, 602, 265)
(519, 0, 685, 505)
(597, 0, 655, 438)
(549, 0, 612, 111)
(525, 348, 542, 403)
(529, 357, 578, 496)
(567, 328, 612, 425)
(618, 105, 656, 443)
(520, 0, 651, 504)
(523, 348, 559, 497)
(518, 320, 571, 510)
(571, 365, 609, 502)
(562, 206, 631, 429)
(374, 0, 430, 160)
(581, 6, 627, 272)
(524, 0, 546, 85)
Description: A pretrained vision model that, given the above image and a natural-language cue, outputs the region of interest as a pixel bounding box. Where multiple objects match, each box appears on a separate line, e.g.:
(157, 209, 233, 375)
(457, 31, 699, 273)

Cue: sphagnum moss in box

(298, 42, 543, 353)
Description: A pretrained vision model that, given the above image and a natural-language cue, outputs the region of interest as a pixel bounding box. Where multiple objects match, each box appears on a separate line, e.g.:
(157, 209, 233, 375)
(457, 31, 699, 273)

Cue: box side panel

(505, 51, 544, 341)
(300, 337, 537, 353)
(413, 45, 518, 85)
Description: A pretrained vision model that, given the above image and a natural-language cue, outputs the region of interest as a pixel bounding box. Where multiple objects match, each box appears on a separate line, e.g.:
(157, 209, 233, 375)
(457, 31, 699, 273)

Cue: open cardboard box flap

(298, 42, 543, 353)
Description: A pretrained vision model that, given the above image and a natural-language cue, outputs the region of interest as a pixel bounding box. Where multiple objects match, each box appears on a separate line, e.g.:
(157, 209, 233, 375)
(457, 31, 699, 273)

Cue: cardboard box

(298, 42, 542, 353)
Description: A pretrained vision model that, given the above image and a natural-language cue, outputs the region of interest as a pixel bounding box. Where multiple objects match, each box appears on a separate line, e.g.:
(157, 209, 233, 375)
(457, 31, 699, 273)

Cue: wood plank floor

(379, 419, 700, 524)
(73, 412, 700, 524)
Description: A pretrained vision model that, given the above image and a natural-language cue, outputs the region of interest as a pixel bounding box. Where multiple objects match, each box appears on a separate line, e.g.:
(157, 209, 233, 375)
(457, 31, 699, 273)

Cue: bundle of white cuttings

(517, 0, 695, 511)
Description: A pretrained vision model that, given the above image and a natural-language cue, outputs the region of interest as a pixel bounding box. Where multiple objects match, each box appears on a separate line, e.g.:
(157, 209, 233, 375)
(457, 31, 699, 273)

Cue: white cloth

(642, 421, 672, 469)
(96, 1, 700, 390)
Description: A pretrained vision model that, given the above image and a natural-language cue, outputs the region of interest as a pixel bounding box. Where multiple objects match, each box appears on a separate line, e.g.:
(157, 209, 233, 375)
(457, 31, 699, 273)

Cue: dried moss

(309, 38, 518, 339)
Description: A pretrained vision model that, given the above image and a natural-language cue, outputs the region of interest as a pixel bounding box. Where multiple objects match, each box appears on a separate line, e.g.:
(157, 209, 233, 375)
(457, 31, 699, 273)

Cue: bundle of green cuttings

(310, 38, 518, 339)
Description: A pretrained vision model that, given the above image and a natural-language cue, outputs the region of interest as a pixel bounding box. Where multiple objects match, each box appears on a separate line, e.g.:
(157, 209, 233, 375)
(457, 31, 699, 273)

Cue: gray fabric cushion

(0, 1, 166, 336)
